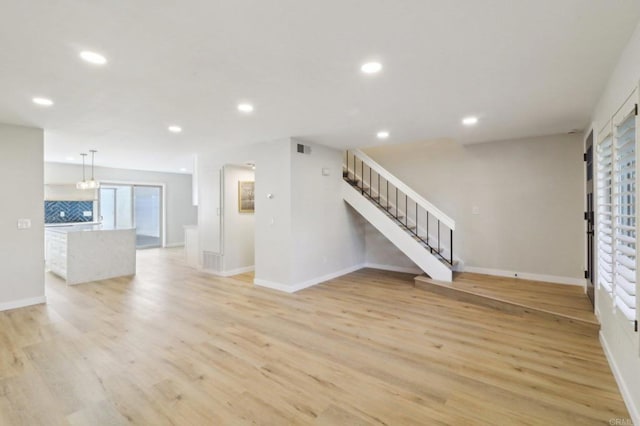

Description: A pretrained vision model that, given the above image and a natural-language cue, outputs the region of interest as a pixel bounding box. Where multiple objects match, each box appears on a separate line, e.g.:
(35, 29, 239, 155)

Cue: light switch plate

(17, 218, 31, 230)
(472, 206, 480, 215)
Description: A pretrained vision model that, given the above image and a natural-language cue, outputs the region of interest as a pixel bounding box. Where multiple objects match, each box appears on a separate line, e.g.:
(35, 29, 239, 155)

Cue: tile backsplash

(45, 201, 94, 223)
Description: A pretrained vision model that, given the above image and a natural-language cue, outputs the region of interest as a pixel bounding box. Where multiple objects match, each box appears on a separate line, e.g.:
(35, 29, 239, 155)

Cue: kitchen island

(45, 224, 136, 285)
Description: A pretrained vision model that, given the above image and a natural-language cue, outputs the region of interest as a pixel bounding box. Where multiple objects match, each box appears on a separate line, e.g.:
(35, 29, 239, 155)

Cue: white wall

(364, 223, 420, 272)
(593, 21, 640, 134)
(254, 140, 293, 285)
(198, 138, 292, 284)
(364, 133, 585, 281)
(0, 123, 45, 311)
(591, 20, 640, 423)
(198, 163, 222, 254)
(197, 138, 365, 289)
(290, 141, 366, 285)
(45, 163, 197, 246)
(223, 165, 255, 272)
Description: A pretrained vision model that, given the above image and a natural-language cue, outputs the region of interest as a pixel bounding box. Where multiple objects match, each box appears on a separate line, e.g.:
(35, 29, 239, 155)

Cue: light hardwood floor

(0, 248, 629, 425)
(444, 272, 597, 321)
(415, 272, 599, 334)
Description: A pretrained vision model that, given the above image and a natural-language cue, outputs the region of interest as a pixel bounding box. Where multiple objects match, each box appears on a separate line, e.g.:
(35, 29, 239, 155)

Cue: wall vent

(202, 251, 222, 272)
(296, 143, 311, 154)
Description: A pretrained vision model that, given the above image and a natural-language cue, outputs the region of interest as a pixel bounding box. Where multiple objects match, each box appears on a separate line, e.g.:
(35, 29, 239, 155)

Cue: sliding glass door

(99, 185, 133, 229)
(99, 184, 162, 249)
(134, 186, 162, 248)
(100, 188, 117, 229)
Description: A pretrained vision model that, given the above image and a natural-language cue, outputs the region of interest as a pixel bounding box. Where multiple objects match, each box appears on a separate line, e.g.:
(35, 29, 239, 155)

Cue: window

(597, 93, 638, 327)
(613, 108, 637, 322)
(597, 129, 614, 295)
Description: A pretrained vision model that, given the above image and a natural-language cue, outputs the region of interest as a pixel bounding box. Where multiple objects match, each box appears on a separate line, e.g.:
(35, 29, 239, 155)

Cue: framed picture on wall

(238, 181, 255, 213)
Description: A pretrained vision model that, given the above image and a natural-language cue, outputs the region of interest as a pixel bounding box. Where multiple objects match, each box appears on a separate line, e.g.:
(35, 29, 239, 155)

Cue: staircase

(342, 150, 458, 282)
(342, 150, 599, 333)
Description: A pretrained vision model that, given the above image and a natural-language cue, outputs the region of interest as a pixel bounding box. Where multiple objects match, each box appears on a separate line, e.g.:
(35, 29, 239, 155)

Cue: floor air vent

(202, 251, 222, 272)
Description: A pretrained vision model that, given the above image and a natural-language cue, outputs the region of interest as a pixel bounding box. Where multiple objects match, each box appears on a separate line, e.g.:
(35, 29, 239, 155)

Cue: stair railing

(343, 150, 456, 266)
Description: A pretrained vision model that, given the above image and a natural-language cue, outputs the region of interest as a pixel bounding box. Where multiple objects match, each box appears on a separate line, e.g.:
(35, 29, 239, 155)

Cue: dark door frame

(585, 129, 595, 307)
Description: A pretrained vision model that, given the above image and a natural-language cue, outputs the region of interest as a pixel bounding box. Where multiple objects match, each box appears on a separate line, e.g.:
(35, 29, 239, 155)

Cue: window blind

(597, 132, 614, 295)
(613, 112, 636, 322)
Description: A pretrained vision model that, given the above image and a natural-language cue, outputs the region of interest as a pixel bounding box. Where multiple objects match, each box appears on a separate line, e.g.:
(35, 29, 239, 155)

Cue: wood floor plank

(417, 272, 597, 324)
(66, 400, 128, 426)
(0, 248, 630, 425)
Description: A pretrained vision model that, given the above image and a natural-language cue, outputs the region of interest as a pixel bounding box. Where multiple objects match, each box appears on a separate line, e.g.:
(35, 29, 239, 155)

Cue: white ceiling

(0, 1, 638, 173)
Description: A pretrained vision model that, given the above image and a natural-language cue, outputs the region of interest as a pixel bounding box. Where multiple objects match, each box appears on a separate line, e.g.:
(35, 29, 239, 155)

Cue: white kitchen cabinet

(45, 184, 97, 201)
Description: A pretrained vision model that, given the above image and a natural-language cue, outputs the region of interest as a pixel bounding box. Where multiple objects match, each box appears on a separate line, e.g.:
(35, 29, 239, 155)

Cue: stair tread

(413, 273, 599, 331)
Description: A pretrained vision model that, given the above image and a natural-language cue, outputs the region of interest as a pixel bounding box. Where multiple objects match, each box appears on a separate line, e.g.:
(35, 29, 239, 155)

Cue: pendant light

(76, 153, 89, 189)
(86, 149, 100, 189)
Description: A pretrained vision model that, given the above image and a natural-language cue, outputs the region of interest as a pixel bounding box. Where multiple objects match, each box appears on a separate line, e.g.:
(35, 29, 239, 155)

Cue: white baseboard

(201, 265, 254, 277)
(253, 279, 299, 293)
(0, 295, 47, 312)
(600, 332, 640, 425)
(364, 262, 422, 275)
(255, 263, 365, 293)
(463, 266, 586, 287)
(164, 242, 185, 248)
(220, 265, 255, 277)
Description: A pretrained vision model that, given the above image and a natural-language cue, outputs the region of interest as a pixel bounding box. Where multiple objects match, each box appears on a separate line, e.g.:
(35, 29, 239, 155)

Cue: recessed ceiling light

(32, 97, 53, 106)
(65, 156, 74, 161)
(168, 125, 182, 133)
(376, 131, 390, 139)
(462, 116, 479, 126)
(80, 51, 107, 65)
(361, 62, 382, 74)
(179, 167, 188, 172)
(237, 103, 254, 113)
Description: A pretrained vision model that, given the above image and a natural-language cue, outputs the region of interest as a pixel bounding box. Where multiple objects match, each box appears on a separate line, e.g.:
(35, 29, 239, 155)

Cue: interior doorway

(99, 183, 163, 249)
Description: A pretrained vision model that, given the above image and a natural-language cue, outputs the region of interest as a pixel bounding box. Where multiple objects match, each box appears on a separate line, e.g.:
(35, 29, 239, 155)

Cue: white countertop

(46, 221, 101, 227)
(45, 224, 135, 234)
